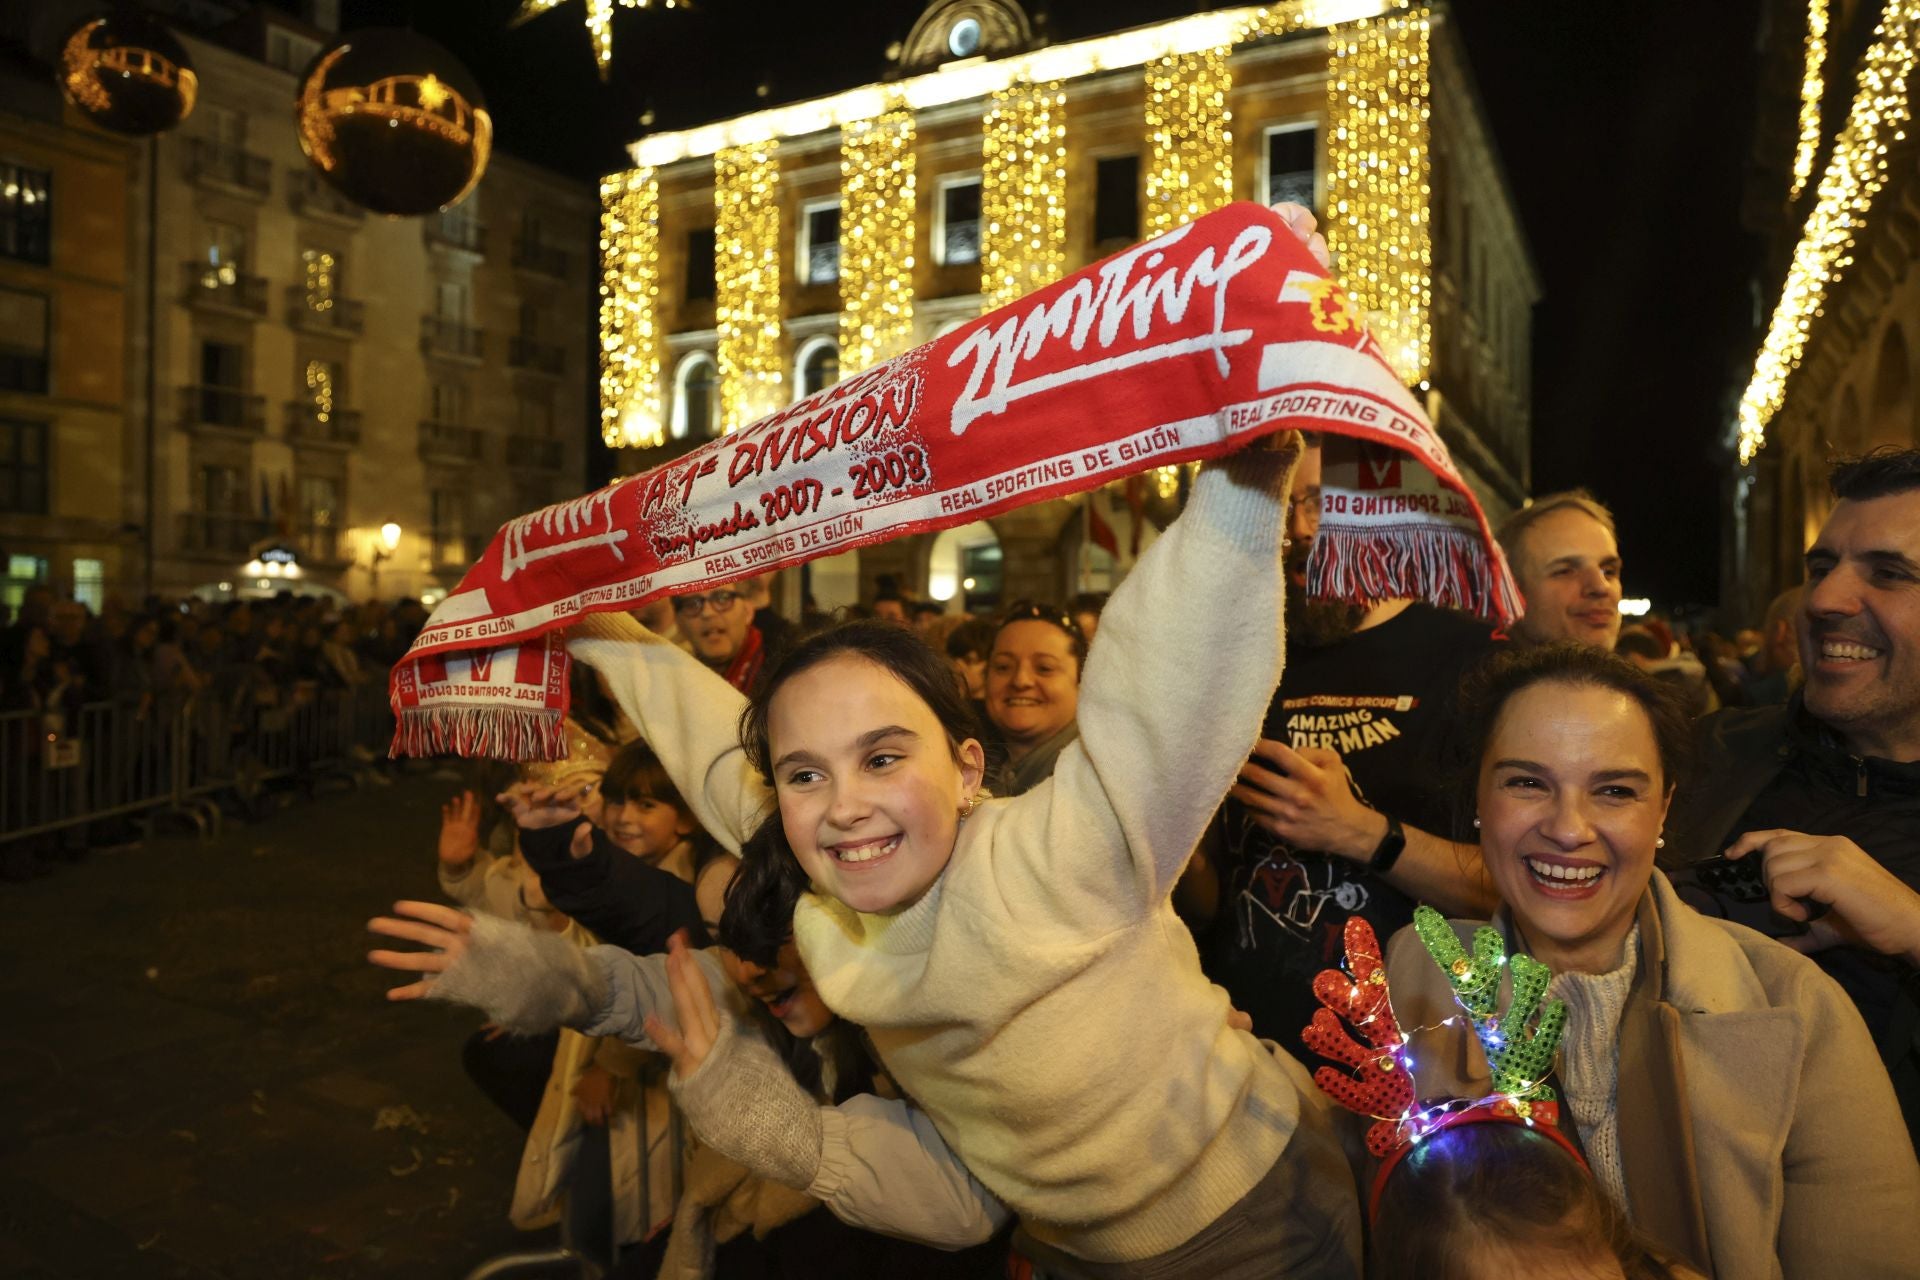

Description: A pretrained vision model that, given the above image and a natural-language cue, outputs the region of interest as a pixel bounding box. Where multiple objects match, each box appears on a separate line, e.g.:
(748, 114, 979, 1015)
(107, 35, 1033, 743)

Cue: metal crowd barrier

(0, 678, 395, 846)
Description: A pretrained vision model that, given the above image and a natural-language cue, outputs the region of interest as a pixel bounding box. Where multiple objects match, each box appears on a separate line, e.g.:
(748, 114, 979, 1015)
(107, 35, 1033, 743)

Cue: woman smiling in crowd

(983, 602, 1086, 797)
(1379, 643, 1919, 1278)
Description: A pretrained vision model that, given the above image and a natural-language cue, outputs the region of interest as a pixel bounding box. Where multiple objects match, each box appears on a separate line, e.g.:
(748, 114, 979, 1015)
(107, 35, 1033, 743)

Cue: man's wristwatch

(1366, 814, 1407, 874)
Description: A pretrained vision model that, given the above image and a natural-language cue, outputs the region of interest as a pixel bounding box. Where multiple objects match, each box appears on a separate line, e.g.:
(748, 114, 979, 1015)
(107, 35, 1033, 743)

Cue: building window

(936, 176, 982, 266)
(266, 28, 321, 74)
(518, 300, 544, 338)
(201, 339, 245, 389)
(297, 474, 339, 531)
(436, 280, 469, 322)
(72, 558, 104, 614)
(0, 419, 47, 514)
(1262, 122, 1319, 211)
(796, 338, 839, 399)
(799, 200, 840, 285)
(0, 162, 51, 265)
(516, 386, 554, 435)
(198, 462, 245, 514)
(684, 228, 716, 302)
(2, 553, 47, 613)
(205, 219, 247, 271)
(0, 289, 50, 394)
(431, 378, 468, 425)
(430, 488, 468, 565)
(1092, 155, 1140, 248)
(672, 352, 719, 439)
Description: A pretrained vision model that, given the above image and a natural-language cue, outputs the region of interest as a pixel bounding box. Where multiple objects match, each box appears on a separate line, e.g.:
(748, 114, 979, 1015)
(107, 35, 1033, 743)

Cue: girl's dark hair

(993, 600, 1089, 671)
(1370, 1122, 1688, 1280)
(602, 738, 721, 876)
(739, 619, 983, 783)
(727, 620, 983, 957)
(1452, 643, 1694, 822)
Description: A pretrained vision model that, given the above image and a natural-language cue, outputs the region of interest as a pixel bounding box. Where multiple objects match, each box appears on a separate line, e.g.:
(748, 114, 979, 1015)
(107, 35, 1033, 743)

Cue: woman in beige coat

(1376, 644, 1919, 1279)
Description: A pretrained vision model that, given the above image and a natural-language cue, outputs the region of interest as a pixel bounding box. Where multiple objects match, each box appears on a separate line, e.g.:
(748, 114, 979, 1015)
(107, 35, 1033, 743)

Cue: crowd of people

(360, 393, 1920, 1276)
(0, 587, 423, 879)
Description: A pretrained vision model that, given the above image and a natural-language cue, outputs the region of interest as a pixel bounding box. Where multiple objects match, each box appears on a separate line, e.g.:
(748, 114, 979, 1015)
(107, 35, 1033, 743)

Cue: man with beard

(1665, 448, 1920, 1138)
(1179, 437, 1500, 1056)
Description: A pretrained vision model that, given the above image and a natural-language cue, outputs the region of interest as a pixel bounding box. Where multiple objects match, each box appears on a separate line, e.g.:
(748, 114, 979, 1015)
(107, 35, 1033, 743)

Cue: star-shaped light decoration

(512, 0, 689, 79)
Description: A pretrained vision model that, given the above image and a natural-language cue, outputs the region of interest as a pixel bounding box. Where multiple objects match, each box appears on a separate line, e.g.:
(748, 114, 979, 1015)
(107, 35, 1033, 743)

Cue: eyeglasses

(673, 589, 744, 616)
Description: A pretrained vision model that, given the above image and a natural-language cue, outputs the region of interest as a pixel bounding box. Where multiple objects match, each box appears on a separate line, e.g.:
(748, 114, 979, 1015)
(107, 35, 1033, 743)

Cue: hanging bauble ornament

(294, 29, 492, 217)
(57, 8, 199, 136)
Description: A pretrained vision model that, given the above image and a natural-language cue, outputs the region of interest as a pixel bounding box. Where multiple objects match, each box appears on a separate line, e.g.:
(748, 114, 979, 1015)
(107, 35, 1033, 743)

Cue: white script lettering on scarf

(501, 487, 628, 581)
(945, 223, 1273, 437)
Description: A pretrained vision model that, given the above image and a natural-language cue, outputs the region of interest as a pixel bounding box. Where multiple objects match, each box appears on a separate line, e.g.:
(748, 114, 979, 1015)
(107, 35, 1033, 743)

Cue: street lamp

(371, 521, 403, 597)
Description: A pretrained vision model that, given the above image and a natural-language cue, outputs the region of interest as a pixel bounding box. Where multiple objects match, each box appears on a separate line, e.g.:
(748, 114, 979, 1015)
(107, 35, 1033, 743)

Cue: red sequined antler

(1301, 917, 1415, 1157)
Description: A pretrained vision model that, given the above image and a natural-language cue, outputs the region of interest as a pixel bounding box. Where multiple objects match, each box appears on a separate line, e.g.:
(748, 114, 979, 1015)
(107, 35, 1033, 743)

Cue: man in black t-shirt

(1180, 442, 1501, 1056)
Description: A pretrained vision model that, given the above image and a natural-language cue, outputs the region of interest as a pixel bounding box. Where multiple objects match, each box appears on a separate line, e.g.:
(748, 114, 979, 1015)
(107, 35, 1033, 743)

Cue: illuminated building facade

(601, 0, 1536, 613)
(2, 2, 596, 607)
(1725, 0, 1920, 619)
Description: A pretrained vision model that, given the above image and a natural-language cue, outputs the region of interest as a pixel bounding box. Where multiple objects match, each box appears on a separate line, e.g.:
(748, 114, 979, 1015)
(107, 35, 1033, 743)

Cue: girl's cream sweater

(571, 452, 1322, 1263)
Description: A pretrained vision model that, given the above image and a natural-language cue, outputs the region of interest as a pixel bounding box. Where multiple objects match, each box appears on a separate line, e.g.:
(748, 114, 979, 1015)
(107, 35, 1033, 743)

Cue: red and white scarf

(391, 202, 1520, 760)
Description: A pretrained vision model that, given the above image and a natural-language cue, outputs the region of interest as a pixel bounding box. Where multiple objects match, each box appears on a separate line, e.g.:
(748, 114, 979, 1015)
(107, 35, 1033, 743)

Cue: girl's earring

(959, 794, 975, 822)
(1472, 817, 1481, 830)
(1656, 835, 1666, 849)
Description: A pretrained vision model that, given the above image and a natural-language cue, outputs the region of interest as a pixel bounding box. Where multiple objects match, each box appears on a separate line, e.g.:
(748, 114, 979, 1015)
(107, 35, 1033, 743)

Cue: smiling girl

(1377, 643, 1920, 1278)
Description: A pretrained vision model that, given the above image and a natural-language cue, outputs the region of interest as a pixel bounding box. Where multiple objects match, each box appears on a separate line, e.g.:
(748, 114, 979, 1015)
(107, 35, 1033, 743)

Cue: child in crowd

(595, 740, 739, 933)
(1368, 1122, 1703, 1280)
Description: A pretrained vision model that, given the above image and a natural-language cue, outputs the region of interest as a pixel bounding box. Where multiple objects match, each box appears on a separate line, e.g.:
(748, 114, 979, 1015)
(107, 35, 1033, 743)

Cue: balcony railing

(183, 261, 268, 317)
(425, 213, 486, 255)
(419, 420, 482, 463)
(512, 235, 568, 278)
(179, 385, 265, 434)
(186, 138, 271, 197)
(285, 402, 362, 448)
(0, 348, 49, 394)
(510, 434, 564, 471)
(421, 317, 485, 362)
(507, 335, 565, 377)
(286, 169, 365, 224)
(285, 286, 365, 337)
(177, 511, 273, 557)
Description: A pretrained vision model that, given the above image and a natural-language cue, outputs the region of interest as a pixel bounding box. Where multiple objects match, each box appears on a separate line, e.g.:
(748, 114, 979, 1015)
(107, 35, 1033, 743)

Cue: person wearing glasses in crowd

(984, 603, 1087, 798)
(673, 585, 783, 694)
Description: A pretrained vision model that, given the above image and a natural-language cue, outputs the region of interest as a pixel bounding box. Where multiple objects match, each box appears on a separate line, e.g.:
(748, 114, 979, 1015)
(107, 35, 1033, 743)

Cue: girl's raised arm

(566, 614, 771, 852)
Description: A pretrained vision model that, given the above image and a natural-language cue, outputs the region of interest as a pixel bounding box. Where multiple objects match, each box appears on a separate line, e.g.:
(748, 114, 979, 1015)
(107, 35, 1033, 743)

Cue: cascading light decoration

(1143, 44, 1234, 237)
(713, 140, 784, 432)
(303, 248, 336, 312)
(1737, 0, 1920, 463)
(839, 104, 917, 373)
(598, 167, 663, 449)
(1326, 6, 1432, 385)
(305, 359, 334, 424)
(981, 79, 1067, 310)
(1792, 0, 1830, 201)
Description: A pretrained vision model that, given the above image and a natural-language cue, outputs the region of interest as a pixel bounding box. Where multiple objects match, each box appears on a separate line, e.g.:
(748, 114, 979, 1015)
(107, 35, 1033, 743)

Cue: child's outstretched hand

(367, 900, 473, 1000)
(644, 931, 718, 1082)
(437, 790, 482, 868)
(1270, 201, 1331, 271)
(497, 781, 587, 830)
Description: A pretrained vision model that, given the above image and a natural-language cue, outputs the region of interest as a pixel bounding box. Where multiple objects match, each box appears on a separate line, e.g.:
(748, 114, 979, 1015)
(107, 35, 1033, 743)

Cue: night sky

(333, 0, 1768, 610)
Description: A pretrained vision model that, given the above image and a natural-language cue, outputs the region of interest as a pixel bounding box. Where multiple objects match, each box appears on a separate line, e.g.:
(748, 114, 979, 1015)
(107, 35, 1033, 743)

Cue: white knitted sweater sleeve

(566, 613, 771, 853)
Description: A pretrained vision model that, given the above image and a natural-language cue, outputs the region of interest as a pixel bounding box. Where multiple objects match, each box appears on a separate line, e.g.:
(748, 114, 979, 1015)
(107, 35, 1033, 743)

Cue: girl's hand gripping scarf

(391, 201, 1521, 759)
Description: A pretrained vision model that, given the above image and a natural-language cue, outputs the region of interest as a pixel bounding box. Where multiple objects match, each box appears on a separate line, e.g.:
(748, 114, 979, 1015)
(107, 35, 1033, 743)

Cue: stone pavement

(0, 773, 544, 1278)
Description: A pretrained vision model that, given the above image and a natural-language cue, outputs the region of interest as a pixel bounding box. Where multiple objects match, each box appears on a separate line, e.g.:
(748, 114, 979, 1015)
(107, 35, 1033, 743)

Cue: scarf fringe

(390, 706, 567, 762)
(1308, 525, 1519, 621)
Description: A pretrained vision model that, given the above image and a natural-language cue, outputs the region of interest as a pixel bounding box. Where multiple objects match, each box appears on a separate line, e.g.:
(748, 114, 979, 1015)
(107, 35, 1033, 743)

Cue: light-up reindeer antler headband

(1304, 907, 1584, 1220)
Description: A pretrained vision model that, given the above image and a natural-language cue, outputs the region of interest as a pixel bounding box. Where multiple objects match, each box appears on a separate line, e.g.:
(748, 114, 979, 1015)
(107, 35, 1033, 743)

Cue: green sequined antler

(1412, 905, 1569, 1102)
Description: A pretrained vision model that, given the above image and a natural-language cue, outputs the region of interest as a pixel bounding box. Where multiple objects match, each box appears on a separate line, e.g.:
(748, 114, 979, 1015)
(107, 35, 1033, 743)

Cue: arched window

(672, 352, 719, 440)
(1869, 323, 1911, 449)
(795, 338, 840, 400)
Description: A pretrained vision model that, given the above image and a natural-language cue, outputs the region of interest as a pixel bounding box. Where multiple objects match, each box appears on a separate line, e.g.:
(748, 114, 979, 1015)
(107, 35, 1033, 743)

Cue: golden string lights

(1792, 0, 1830, 201)
(1737, 0, 1920, 463)
(714, 141, 784, 431)
(1144, 44, 1234, 237)
(981, 79, 1067, 310)
(839, 104, 917, 373)
(512, 0, 688, 79)
(1326, 6, 1432, 384)
(302, 248, 335, 312)
(305, 359, 333, 424)
(598, 167, 663, 448)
